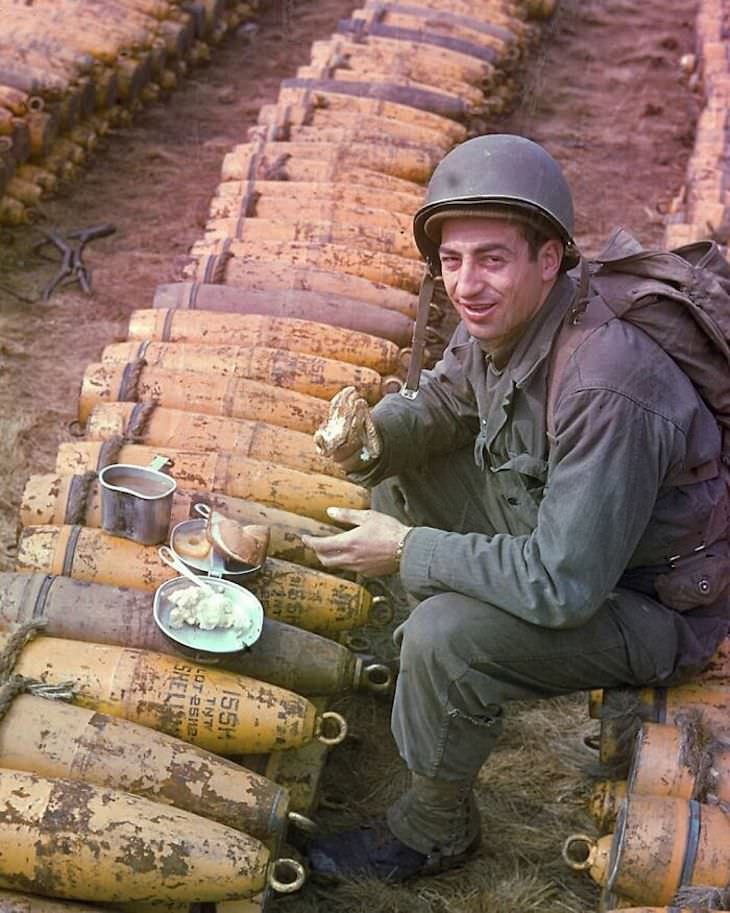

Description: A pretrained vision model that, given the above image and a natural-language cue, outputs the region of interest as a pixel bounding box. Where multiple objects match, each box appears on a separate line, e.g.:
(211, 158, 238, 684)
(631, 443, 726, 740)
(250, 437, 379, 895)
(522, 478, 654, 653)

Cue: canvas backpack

(548, 226, 730, 477)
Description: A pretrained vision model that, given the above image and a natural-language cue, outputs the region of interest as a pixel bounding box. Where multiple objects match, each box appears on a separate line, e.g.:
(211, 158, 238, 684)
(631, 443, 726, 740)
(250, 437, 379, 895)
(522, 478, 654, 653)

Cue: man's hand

(301, 507, 410, 577)
(313, 386, 382, 473)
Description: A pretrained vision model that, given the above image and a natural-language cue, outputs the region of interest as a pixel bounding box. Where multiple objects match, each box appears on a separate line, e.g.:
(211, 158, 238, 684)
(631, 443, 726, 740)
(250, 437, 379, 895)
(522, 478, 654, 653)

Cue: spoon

(158, 545, 216, 593)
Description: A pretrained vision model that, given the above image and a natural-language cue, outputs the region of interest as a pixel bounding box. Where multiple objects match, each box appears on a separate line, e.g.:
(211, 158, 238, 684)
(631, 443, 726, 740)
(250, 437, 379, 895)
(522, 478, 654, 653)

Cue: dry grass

(0, 414, 35, 566)
(284, 687, 603, 913)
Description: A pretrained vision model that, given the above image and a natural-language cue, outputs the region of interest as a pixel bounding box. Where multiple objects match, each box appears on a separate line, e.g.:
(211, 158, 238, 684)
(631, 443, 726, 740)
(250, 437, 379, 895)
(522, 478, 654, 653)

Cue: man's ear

(540, 239, 563, 280)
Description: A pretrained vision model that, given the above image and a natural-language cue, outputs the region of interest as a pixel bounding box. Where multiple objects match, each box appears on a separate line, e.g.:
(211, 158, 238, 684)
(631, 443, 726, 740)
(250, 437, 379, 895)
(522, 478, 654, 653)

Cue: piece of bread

(207, 512, 270, 566)
(175, 529, 211, 560)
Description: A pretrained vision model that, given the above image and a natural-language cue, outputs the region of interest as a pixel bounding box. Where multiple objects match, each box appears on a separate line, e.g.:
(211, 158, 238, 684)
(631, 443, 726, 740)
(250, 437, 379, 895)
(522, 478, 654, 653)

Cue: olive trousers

(371, 453, 720, 789)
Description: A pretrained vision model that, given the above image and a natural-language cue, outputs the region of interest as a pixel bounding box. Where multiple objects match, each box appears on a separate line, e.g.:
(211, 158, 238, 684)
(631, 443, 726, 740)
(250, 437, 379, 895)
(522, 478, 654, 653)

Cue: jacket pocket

(488, 453, 548, 532)
(494, 453, 548, 497)
(655, 553, 730, 612)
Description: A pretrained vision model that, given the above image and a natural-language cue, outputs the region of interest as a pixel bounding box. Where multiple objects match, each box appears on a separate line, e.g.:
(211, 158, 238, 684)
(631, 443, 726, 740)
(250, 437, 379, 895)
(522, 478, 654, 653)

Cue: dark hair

(519, 219, 559, 261)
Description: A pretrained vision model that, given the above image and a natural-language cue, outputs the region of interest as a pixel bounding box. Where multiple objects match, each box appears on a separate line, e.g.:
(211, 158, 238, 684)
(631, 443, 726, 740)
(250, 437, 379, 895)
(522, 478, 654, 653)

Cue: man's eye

(440, 255, 460, 268)
(481, 256, 504, 266)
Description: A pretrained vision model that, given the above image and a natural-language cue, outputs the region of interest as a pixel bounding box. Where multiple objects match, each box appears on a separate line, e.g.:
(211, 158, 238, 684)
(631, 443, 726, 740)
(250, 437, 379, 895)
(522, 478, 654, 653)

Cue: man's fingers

(326, 507, 371, 526)
(301, 532, 351, 568)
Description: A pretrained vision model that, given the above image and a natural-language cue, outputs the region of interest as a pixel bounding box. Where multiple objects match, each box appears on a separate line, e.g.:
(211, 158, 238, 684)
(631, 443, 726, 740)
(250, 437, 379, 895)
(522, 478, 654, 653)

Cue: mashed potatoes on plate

(167, 583, 251, 634)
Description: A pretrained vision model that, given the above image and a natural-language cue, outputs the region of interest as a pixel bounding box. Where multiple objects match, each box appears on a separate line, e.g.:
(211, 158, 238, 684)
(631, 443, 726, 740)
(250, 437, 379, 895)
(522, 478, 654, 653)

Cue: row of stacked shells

(0, 0, 257, 224)
(0, 0, 553, 907)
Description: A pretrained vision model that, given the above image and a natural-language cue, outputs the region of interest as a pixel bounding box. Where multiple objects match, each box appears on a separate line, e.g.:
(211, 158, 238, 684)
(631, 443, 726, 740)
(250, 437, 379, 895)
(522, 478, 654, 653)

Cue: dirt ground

(0, 0, 702, 910)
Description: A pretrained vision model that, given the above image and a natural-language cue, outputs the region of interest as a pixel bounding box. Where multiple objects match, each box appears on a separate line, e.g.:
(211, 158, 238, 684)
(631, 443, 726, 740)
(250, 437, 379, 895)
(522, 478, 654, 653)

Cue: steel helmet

(413, 134, 580, 272)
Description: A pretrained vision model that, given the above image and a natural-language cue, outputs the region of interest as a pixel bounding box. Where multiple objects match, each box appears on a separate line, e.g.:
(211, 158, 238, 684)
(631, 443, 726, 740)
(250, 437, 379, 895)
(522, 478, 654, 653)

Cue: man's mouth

(460, 302, 497, 318)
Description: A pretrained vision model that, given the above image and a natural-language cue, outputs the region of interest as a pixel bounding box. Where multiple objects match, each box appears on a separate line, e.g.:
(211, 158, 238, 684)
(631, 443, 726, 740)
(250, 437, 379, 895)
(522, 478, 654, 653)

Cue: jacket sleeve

(351, 324, 481, 486)
(398, 384, 687, 628)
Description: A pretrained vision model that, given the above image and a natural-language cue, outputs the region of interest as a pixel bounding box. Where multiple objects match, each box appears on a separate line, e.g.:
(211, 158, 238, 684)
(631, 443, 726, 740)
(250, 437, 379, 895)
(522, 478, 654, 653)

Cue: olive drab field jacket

(356, 272, 730, 631)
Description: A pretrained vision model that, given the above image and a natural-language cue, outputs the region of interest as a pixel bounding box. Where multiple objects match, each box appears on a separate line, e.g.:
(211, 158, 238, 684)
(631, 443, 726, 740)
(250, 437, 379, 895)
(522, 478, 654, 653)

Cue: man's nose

(454, 259, 483, 298)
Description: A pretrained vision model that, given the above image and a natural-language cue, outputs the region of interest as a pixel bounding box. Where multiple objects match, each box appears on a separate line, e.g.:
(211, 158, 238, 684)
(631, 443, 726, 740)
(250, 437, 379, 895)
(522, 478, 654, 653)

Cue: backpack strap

(546, 261, 613, 438)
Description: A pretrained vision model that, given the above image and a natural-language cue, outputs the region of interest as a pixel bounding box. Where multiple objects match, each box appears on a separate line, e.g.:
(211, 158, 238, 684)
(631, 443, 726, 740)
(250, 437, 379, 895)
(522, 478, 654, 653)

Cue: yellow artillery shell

(295, 62, 485, 110)
(221, 147, 423, 196)
(187, 238, 423, 293)
(184, 255, 418, 316)
(2, 633, 336, 755)
(252, 115, 452, 159)
(85, 402, 346, 478)
(350, 5, 523, 53)
(16, 163, 58, 192)
(16, 525, 375, 632)
(77, 361, 329, 430)
(0, 694, 289, 842)
(151, 281, 416, 350)
(306, 36, 494, 92)
(0, 768, 272, 902)
(629, 721, 730, 805)
(209, 186, 416, 231)
(276, 120, 446, 155)
(4, 19, 150, 69)
(4, 175, 43, 206)
(127, 309, 401, 374)
(589, 779, 628, 833)
(562, 830, 612, 887)
(256, 100, 463, 151)
(594, 683, 730, 768)
(274, 84, 467, 143)
(100, 340, 384, 404)
(0, 571, 385, 696)
(607, 795, 730, 904)
(210, 176, 423, 218)
(245, 558, 377, 631)
(54, 441, 368, 523)
(203, 214, 420, 261)
(0, 37, 93, 83)
(19, 477, 332, 568)
(220, 139, 436, 184)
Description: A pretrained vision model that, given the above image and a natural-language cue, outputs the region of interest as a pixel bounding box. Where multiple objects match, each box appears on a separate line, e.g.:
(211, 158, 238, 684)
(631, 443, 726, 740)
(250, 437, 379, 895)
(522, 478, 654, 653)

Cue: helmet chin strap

(400, 268, 436, 400)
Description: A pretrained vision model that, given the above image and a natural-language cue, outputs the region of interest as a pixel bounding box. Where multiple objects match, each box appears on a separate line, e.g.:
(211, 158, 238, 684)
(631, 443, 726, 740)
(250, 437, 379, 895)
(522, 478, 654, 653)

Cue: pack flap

(593, 227, 730, 360)
(595, 227, 695, 285)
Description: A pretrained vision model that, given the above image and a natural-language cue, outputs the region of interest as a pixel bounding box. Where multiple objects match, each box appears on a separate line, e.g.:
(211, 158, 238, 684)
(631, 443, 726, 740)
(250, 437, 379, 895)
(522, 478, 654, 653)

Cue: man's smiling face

(438, 216, 562, 349)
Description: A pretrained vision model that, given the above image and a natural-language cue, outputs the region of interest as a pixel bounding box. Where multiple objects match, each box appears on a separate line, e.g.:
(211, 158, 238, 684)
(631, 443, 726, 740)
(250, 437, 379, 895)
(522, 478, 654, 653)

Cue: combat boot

(306, 772, 481, 883)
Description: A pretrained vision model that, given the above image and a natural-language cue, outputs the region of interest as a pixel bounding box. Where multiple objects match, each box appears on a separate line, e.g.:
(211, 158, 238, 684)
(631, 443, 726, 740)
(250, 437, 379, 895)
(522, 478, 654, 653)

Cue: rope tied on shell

(65, 470, 98, 526)
(119, 354, 149, 405)
(676, 708, 721, 803)
(0, 619, 46, 683)
(96, 400, 159, 471)
(66, 401, 159, 524)
(673, 884, 730, 911)
(0, 675, 76, 722)
(0, 620, 75, 722)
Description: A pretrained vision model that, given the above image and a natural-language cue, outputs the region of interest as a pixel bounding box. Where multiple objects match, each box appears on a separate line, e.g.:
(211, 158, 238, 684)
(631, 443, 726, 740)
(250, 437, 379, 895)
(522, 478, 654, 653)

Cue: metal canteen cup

(98, 455, 176, 545)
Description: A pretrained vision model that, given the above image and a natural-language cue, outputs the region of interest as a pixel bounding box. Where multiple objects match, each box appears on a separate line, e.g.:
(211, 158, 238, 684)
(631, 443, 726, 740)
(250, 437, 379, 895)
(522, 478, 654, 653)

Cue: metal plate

(154, 575, 264, 654)
(170, 518, 262, 578)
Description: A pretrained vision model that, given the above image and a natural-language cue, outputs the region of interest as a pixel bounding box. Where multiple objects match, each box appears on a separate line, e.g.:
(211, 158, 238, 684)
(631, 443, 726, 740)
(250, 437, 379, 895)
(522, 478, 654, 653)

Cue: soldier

(301, 134, 730, 882)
